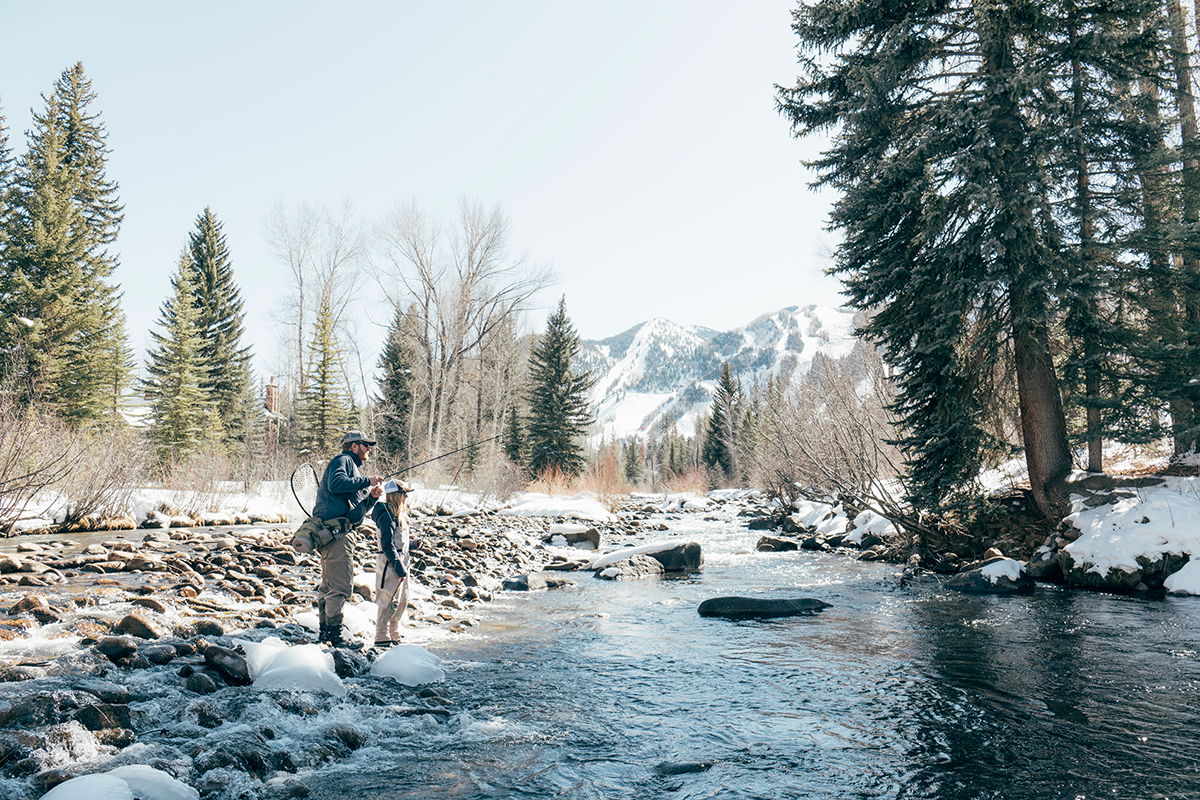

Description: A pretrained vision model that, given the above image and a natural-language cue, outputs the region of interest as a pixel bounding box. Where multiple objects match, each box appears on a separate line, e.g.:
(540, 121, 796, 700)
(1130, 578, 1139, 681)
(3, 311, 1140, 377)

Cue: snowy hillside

(578, 304, 860, 442)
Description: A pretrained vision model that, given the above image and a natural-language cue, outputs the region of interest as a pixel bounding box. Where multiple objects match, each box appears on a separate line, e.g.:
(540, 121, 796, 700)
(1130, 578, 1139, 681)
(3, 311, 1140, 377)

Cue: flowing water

(304, 508, 1200, 800)
(5, 504, 1200, 800)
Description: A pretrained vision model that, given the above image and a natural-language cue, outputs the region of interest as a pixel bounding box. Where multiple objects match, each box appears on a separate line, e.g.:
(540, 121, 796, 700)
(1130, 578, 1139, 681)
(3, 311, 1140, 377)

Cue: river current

(305, 506, 1200, 800)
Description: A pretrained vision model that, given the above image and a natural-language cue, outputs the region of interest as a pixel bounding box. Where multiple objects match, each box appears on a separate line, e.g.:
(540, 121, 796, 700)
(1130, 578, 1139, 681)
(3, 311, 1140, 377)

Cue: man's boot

(319, 614, 360, 649)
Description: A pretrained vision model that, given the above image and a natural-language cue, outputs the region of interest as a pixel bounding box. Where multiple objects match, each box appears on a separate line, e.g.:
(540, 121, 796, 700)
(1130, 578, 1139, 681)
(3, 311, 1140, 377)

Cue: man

(311, 430, 383, 646)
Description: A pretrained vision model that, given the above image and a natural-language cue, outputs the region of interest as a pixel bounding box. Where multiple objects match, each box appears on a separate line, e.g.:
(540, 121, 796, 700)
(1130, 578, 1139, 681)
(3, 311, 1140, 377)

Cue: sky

(0, 1, 843, 385)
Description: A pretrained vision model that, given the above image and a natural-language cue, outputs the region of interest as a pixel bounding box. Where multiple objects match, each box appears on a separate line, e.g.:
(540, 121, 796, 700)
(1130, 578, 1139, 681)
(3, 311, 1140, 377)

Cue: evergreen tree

(375, 304, 413, 462)
(525, 297, 595, 478)
(145, 252, 209, 463)
(296, 295, 353, 458)
(623, 437, 643, 485)
(45, 62, 129, 425)
(702, 362, 742, 484)
(3, 92, 90, 411)
(1, 64, 130, 424)
(503, 404, 525, 467)
(101, 305, 137, 421)
(185, 207, 252, 435)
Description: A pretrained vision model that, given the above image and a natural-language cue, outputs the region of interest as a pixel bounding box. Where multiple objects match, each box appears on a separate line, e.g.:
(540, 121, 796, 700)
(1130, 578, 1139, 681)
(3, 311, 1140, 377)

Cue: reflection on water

(301, 511, 1200, 800)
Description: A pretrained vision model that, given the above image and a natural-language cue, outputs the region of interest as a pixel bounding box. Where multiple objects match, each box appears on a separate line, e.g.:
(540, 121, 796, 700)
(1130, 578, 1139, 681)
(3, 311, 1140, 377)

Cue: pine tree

(623, 438, 643, 485)
(375, 305, 413, 462)
(1, 63, 131, 424)
(185, 207, 252, 435)
(702, 362, 742, 485)
(100, 305, 137, 421)
(525, 297, 595, 478)
(296, 295, 353, 458)
(503, 404, 525, 467)
(145, 252, 209, 463)
(3, 92, 90, 410)
(776, 1, 1161, 516)
(46, 63, 129, 425)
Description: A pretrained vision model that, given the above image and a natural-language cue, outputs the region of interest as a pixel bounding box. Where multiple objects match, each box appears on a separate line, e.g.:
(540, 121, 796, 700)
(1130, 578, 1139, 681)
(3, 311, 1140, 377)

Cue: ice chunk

(106, 765, 199, 800)
(40, 774, 133, 800)
(341, 601, 376, 639)
(254, 643, 347, 697)
(235, 637, 290, 678)
(370, 644, 445, 686)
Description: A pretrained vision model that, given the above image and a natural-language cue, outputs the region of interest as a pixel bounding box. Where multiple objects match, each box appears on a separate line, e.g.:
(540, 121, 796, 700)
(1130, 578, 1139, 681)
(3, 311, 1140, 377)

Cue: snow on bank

(500, 492, 616, 523)
(1063, 475, 1200, 595)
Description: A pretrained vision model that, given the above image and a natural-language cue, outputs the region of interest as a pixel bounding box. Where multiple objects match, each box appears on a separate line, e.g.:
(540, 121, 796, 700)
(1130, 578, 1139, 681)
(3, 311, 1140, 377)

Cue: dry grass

(577, 445, 631, 512)
(661, 467, 709, 496)
(527, 467, 574, 497)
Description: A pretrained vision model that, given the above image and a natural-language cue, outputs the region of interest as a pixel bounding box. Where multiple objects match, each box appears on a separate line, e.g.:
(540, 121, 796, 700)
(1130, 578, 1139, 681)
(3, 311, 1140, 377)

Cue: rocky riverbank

(0, 496, 704, 799)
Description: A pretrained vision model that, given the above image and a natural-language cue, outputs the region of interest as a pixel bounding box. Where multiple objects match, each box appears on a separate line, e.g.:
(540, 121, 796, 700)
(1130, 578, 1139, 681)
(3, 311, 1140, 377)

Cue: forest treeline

(0, 63, 629, 521)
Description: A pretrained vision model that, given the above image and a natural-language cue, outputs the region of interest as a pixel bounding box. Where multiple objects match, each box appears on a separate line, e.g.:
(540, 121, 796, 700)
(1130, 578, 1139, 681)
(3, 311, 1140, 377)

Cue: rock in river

(697, 596, 832, 618)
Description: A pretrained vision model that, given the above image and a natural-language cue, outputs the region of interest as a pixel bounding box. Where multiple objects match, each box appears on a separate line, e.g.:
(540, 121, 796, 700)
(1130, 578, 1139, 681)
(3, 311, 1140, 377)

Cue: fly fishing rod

(385, 433, 503, 479)
(290, 434, 504, 516)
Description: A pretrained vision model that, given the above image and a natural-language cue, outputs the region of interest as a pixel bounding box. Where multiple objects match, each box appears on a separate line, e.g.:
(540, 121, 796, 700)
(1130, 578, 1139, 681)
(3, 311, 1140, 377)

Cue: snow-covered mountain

(578, 304, 862, 441)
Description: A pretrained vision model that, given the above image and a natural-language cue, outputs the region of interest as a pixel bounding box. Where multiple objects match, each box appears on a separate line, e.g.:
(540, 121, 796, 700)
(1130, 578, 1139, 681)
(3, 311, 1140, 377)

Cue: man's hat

(341, 430, 377, 447)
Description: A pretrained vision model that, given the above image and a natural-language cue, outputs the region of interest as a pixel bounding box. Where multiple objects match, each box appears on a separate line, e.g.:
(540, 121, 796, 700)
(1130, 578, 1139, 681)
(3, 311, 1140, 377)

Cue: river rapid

(307, 506, 1200, 800)
(4, 500, 1200, 800)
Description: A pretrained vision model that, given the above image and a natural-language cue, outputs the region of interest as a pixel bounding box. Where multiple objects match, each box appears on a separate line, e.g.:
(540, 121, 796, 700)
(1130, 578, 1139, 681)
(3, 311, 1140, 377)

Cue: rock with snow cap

(944, 557, 1034, 594)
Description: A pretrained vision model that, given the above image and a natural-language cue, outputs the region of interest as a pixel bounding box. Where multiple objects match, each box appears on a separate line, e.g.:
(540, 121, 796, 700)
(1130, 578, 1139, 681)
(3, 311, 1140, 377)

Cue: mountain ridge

(578, 304, 863, 441)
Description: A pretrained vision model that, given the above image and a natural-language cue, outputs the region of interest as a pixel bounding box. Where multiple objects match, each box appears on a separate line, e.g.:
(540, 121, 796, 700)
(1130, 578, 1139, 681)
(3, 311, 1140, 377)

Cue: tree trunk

(980, 1, 1073, 518)
(1170, 0, 1200, 454)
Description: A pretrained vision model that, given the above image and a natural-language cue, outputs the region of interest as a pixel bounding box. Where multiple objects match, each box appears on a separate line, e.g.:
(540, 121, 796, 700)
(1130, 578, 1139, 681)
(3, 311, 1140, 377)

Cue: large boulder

(595, 554, 664, 580)
(697, 596, 831, 618)
(543, 523, 601, 551)
(1024, 550, 1065, 583)
(203, 644, 252, 686)
(647, 542, 703, 571)
(943, 557, 1034, 594)
(756, 536, 798, 552)
(1060, 550, 1189, 592)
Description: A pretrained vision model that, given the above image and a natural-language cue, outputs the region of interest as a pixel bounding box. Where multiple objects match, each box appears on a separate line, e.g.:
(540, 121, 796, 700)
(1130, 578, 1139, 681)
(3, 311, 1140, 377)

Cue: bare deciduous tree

(753, 341, 921, 536)
(265, 200, 370, 438)
(375, 199, 552, 462)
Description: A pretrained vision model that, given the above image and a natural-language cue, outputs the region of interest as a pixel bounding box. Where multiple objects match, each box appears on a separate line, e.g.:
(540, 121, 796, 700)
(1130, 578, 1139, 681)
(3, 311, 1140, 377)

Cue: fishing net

(290, 463, 319, 518)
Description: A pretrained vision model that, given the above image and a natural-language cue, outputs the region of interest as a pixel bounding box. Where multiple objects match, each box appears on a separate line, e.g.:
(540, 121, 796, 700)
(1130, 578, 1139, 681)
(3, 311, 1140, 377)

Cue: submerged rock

(501, 572, 578, 591)
(654, 760, 714, 775)
(697, 596, 832, 618)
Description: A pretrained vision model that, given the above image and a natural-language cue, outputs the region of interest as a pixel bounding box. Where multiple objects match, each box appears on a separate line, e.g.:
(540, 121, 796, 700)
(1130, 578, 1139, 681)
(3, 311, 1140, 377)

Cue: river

(300, 506, 1200, 800)
(5, 503, 1200, 800)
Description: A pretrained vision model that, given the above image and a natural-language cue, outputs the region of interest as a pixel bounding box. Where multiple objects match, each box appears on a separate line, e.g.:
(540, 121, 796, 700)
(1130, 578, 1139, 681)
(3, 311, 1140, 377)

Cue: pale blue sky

(0, 1, 841, 382)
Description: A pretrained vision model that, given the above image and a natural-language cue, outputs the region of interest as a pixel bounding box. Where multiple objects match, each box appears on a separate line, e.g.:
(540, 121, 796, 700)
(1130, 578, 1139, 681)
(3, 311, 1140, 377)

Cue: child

(370, 479, 413, 648)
